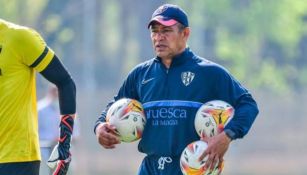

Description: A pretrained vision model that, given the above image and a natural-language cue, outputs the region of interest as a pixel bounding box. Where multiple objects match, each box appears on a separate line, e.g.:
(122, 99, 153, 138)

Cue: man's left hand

(199, 131, 232, 171)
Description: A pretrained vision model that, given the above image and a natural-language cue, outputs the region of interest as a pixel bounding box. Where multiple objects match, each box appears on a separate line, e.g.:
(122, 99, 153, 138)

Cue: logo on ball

(195, 100, 234, 138)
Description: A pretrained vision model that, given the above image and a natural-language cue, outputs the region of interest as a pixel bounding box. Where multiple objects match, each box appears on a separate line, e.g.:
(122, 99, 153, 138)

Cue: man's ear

(183, 27, 190, 40)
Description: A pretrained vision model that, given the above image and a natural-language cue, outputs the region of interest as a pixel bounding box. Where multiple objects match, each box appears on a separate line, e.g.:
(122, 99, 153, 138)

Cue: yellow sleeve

(14, 27, 55, 72)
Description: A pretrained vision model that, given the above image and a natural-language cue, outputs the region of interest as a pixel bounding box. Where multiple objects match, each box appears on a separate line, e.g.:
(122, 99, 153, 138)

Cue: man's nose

(154, 32, 165, 41)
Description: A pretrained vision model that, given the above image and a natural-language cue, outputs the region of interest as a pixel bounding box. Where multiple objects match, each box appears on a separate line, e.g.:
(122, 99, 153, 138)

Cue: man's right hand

(95, 122, 121, 149)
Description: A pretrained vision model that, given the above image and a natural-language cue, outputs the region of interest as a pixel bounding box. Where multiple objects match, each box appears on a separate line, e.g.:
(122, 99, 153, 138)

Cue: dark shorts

(0, 161, 40, 175)
(138, 155, 182, 175)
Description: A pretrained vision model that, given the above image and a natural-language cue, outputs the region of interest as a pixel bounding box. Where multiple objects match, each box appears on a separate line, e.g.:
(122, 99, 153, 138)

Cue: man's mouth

(155, 44, 167, 49)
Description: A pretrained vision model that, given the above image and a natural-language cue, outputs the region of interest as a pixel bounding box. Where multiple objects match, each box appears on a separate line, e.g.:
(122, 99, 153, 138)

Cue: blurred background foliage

(1, 0, 307, 94)
(1, 0, 307, 174)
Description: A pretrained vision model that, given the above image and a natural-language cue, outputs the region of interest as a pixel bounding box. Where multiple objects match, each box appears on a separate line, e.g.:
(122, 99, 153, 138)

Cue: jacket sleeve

(214, 67, 259, 140)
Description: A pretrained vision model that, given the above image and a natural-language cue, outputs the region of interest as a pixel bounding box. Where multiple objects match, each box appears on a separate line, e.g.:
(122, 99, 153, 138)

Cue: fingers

(203, 152, 215, 170)
(98, 135, 119, 149)
(199, 133, 229, 172)
(104, 124, 117, 133)
(198, 136, 209, 161)
(217, 158, 224, 172)
(99, 132, 120, 148)
(96, 123, 121, 149)
(52, 160, 70, 175)
(198, 148, 208, 161)
(210, 155, 219, 171)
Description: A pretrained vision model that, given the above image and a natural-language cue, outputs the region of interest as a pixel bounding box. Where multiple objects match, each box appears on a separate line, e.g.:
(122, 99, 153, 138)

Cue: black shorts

(0, 161, 40, 175)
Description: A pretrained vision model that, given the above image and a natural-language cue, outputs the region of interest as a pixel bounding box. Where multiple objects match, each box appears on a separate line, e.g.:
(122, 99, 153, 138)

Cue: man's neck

(161, 47, 186, 68)
(162, 58, 172, 69)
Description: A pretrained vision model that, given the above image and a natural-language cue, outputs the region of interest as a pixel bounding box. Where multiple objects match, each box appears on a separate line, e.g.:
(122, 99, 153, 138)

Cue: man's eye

(162, 29, 172, 33)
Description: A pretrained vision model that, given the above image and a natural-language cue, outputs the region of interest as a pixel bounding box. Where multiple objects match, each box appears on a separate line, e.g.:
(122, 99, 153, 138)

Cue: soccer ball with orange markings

(106, 98, 146, 142)
(194, 100, 234, 138)
(180, 140, 223, 175)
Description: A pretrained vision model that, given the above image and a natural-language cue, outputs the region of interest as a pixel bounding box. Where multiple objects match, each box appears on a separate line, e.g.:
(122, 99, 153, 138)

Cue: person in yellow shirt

(0, 19, 76, 175)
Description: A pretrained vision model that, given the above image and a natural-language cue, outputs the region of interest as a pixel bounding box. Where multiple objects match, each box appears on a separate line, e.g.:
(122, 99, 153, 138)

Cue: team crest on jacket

(181, 71, 195, 86)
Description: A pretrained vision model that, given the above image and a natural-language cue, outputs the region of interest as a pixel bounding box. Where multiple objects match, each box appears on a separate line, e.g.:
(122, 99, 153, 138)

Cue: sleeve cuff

(94, 121, 104, 134)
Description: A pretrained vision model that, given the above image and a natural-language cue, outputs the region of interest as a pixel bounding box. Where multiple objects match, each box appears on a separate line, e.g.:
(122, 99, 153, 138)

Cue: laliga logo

(203, 108, 234, 125)
(127, 100, 143, 113)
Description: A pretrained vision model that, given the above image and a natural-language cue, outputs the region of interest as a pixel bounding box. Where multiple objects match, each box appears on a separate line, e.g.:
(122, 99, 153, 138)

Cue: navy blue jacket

(95, 48, 259, 157)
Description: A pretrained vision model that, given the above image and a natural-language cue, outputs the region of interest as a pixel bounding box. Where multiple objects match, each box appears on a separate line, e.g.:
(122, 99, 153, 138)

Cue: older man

(95, 4, 258, 175)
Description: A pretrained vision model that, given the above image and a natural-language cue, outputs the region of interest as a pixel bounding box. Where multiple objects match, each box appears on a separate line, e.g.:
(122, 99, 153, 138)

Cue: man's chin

(155, 51, 167, 58)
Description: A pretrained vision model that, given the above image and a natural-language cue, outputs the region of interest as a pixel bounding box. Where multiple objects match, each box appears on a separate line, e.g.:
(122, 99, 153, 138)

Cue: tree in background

(1, 0, 307, 94)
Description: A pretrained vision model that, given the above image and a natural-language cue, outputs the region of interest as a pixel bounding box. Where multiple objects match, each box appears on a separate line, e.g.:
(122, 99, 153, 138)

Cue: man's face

(150, 23, 189, 59)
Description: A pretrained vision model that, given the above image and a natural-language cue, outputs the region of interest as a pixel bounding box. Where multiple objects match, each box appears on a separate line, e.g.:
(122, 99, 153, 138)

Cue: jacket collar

(154, 47, 194, 67)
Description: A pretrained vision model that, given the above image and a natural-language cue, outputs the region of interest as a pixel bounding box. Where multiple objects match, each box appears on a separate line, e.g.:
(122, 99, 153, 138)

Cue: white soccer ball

(180, 140, 223, 175)
(195, 100, 234, 138)
(106, 98, 146, 142)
